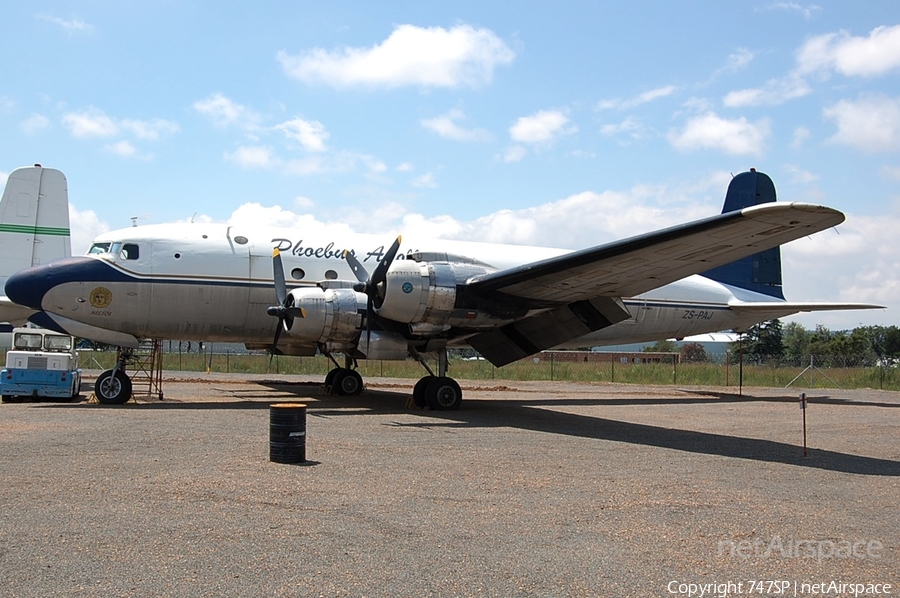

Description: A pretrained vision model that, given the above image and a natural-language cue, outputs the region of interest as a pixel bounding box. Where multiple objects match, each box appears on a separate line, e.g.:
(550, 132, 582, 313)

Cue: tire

(324, 367, 340, 389)
(425, 377, 462, 411)
(333, 369, 363, 396)
(94, 370, 132, 405)
(412, 376, 434, 408)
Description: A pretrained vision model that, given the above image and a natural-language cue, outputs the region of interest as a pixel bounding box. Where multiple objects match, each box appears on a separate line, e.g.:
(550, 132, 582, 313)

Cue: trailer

(1, 328, 82, 402)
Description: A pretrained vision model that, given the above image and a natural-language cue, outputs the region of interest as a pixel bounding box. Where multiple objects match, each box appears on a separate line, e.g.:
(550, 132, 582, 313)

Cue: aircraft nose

(5, 257, 89, 310)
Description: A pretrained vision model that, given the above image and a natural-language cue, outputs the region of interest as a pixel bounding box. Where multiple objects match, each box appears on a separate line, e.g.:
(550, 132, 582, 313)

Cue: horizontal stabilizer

(728, 300, 884, 320)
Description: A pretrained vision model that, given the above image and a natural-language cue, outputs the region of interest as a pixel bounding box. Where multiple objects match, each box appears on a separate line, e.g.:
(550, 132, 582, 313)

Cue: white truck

(1, 328, 82, 402)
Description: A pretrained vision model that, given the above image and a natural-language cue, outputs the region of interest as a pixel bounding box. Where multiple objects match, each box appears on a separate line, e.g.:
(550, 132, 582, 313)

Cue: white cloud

(668, 112, 770, 155)
(723, 76, 812, 107)
(881, 165, 900, 181)
(68, 205, 109, 255)
(797, 24, 900, 78)
(509, 110, 576, 144)
(783, 164, 817, 184)
(781, 211, 900, 328)
(274, 117, 329, 152)
(193, 93, 261, 129)
(760, 3, 822, 20)
(596, 85, 676, 110)
(412, 173, 437, 188)
(225, 146, 277, 169)
(37, 14, 94, 34)
(823, 95, 900, 152)
(278, 24, 514, 89)
(61, 108, 178, 156)
(62, 109, 118, 138)
(790, 126, 811, 149)
(502, 145, 526, 163)
(20, 114, 50, 135)
(420, 109, 491, 141)
(396, 162, 414, 172)
(600, 117, 650, 142)
(106, 140, 137, 157)
(120, 118, 179, 140)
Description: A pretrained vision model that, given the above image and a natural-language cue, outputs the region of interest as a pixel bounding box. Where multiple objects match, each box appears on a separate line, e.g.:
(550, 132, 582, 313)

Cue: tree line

(643, 320, 900, 365)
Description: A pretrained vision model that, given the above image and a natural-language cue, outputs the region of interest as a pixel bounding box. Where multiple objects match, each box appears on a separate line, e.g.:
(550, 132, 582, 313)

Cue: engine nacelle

(376, 260, 490, 325)
(282, 287, 365, 344)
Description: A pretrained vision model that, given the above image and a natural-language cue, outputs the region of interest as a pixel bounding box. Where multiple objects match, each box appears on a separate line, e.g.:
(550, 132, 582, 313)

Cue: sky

(1, 1, 899, 331)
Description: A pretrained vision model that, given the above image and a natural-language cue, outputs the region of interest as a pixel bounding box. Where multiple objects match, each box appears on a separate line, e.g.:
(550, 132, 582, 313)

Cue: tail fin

(702, 169, 784, 299)
(0, 165, 72, 293)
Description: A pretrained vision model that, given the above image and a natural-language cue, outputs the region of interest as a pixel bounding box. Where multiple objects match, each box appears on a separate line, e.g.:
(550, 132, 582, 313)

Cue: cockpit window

(121, 244, 139, 260)
(86, 242, 140, 260)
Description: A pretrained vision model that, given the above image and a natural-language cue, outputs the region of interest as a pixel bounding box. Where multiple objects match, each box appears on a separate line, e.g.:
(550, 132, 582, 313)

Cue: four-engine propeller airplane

(4, 169, 882, 409)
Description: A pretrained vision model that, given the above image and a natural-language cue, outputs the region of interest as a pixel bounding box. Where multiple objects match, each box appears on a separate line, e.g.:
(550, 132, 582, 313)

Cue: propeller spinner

(343, 236, 402, 344)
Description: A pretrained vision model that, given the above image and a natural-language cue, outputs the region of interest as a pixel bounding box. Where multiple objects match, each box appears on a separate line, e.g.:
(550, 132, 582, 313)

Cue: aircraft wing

(466, 202, 845, 304)
(462, 202, 849, 366)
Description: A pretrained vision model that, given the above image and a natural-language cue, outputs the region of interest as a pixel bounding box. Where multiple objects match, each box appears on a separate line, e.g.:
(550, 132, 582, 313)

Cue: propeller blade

(344, 250, 369, 283)
(371, 236, 402, 288)
(273, 248, 287, 306)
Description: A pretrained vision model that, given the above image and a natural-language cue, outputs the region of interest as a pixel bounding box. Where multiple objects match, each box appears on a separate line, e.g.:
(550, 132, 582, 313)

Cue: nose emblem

(90, 287, 113, 308)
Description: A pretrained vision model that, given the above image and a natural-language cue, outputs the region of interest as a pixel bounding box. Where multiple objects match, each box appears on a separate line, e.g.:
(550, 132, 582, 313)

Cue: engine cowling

(282, 287, 365, 344)
(376, 260, 490, 325)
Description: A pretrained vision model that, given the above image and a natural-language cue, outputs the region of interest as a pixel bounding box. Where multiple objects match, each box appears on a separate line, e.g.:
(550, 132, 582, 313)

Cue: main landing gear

(410, 348, 462, 411)
(323, 354, 365, 396)
(322, 348, 463, 410)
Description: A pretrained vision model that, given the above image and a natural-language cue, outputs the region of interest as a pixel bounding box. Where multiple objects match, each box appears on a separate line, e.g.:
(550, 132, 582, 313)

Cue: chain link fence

(66, 348, 900, 391)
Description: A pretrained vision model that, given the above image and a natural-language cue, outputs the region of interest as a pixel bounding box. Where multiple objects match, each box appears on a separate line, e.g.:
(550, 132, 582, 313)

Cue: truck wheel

(95, 370, 132, 405)
(1, 394, 22, 404)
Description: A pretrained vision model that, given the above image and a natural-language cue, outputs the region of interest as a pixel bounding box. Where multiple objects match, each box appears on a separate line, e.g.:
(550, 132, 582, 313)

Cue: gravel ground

(1, 372, 898, 597)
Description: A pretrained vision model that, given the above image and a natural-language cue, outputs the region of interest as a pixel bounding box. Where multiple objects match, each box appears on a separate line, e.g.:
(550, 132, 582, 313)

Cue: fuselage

(6, 222, 779, 350)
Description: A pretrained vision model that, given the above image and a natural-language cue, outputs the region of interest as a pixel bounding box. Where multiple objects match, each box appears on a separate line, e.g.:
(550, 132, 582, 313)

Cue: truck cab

(1, 328, 82, 402)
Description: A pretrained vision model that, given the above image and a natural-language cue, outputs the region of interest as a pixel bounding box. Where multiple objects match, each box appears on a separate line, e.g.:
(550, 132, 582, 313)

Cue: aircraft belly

(563, 302, 739, 348)
(43, 279, 270, 342)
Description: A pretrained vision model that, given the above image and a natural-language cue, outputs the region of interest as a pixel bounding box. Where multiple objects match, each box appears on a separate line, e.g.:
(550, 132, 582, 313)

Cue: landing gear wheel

(425, 376, 462, 411)
(324, 367, 340, 389)
(94, 370, 132, 405)
(413, 376, 435, 408)
(333, 368, 363, 396)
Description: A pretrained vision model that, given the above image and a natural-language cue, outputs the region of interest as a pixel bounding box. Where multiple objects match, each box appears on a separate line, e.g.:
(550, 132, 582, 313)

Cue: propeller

(344, 236, 402, 346)
(266, 248, 306, 351)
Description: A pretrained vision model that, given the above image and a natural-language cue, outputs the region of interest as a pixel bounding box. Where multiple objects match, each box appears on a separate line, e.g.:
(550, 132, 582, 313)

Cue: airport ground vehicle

(0, 328, 81, 402)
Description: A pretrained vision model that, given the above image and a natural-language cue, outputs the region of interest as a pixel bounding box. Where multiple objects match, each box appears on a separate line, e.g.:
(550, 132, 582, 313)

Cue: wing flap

(467, 297, 631, 367)
(467, 203, 844, 304)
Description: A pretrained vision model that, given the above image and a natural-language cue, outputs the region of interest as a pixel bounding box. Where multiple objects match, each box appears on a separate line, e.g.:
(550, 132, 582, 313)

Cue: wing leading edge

(466, 202, 844, 304)
(462, 202, 849, 366)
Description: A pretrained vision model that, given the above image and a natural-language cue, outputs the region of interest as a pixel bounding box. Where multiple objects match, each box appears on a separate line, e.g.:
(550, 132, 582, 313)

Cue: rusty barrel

(269, 403, 307, 464)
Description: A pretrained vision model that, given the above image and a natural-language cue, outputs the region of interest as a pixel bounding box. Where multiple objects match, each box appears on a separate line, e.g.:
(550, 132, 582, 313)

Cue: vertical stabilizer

(702, 169, 784, 299)
(0, 165, 72, 293)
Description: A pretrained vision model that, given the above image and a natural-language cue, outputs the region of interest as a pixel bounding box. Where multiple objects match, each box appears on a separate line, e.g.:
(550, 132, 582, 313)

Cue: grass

(61, 350, 900, 391)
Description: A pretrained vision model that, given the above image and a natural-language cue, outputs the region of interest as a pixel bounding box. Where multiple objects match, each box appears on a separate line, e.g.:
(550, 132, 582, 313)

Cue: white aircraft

(0, 165, 72, 327)
(4, 169, 881, 408)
